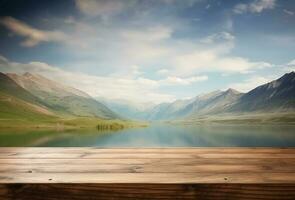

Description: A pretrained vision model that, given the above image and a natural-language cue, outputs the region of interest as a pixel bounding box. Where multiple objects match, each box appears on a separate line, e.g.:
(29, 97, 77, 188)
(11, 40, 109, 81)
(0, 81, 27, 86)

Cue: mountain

(100, 72, 295, 121)
(146, 99, 194, 120)
(146, 89, 243, 120)
(5, 71, 291, 122)
(187, 89, 243, 116)
(7, 72, 91, 99)
(0, 72, 45, 106)
(99, 90, 241, 121)
(150, 72, 295, 120)
(97, 97, 197, 120)
(6, 73, 119, 119)
(229, 71, 295, 113)
(0, 91, 55, 121)
(97, 97, 156, 119)
(100, 89, 244, 120)
(0, 73, 54, 121)
(145, 102, 171, 120)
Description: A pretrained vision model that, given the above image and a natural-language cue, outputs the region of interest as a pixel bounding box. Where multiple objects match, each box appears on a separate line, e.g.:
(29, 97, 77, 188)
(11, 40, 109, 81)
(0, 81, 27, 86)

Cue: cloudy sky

(0, 0, 294, 103)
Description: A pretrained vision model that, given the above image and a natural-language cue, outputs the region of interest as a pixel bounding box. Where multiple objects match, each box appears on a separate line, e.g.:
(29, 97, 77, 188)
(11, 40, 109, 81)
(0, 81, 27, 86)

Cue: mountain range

(98, 72, 295, 120)
(0, 71, 294, 123)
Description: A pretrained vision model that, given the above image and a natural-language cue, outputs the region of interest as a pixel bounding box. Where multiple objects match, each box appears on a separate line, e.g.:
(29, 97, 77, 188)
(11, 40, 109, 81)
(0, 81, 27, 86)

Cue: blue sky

(0, 0, 294, 103)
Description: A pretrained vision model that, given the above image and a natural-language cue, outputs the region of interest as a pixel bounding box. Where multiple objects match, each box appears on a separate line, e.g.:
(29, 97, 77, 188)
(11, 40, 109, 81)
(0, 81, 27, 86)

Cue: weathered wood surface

(0, 148, 295, 199)
(0, 148, 294, 183)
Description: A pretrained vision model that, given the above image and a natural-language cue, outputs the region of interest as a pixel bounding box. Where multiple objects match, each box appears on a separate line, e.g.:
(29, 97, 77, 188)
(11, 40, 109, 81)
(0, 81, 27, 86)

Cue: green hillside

(36, 95, 118, 119)
(0, 72, 44, 106)
(0, 91, 57, 127)
(0, 73, 144, 130)
(0, 91, 145, 129)
(0, 72, 56, 127)
(7, 73, 119, 119)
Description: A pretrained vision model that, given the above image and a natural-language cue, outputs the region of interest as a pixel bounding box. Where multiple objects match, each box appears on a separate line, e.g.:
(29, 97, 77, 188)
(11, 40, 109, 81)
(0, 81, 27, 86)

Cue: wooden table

(0, 148, 294, 199)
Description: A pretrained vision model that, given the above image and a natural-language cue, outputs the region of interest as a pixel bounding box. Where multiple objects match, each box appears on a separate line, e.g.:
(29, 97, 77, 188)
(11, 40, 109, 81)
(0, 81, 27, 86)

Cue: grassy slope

(0, 73, 45, 107)
(43, 95, 118, 119)
(0, 91, 57, 126)
(0, 92, 147, 130)
(7, 73, 119, 119)
(0, 73, 145, 130)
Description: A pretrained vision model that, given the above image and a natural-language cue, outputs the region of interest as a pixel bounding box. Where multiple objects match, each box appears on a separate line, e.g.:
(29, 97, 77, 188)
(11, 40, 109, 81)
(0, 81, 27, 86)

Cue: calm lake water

(0, 123, 295, 147)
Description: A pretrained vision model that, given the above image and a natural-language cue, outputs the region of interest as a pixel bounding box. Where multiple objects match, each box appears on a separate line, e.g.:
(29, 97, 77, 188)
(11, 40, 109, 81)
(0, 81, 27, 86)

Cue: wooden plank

(1, 172, 295, 183)
(0, 159, 294, 173)
(1, 184, 295, 200)
(1, 153, 295, 159)
(0, 148, 295, 199)
(0, 148, 294, 184)
(0, 158, 294, 165)
(1, 148, 294, 160)
(1, 163, 294, 173)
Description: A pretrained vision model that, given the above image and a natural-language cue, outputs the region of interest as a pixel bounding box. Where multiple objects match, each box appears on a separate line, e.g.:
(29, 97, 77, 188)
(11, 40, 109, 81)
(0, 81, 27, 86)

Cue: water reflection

(0, 123, 294, 147)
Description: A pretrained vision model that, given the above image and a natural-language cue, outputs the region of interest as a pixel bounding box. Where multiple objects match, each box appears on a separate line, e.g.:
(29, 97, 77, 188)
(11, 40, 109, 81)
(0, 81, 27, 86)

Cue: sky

(0, 0, 294, 103)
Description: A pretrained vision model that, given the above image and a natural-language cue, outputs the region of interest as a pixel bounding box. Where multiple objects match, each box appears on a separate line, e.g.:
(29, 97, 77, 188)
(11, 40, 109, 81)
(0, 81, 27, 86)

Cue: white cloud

(0, 16, 173, 73)
(64, 23, 269, 76)
(57, 20, 174, 72)
(283, 9, 294, 16)
(165, 31, 272, 76)
(284, 59, 295, 72)
(234, 0, 276, 14)
(160, 75, 208, 86)
(0, 16, 273, 83)
(75, 0, 203, 18)
(229, 76, 271, 92)
(249, 0, 276, 13)
(170, 48, 271, 76)
(234, 4, 248, 14)
(0, 17, 67, 47)
(118, 26, 173, 63)
(0, 55, 178, 103)
(200, 32, 235, 44)
(0, 55, 211, 102)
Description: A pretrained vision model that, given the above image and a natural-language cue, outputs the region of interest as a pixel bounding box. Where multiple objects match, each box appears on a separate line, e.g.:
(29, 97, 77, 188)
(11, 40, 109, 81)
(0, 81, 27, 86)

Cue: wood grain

(0, 148, 295, 199)
(0, 148, 294, 183)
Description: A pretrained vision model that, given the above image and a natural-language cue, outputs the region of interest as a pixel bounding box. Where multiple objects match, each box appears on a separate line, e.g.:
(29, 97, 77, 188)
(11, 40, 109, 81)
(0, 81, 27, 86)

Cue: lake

(0, 123, 295, 147)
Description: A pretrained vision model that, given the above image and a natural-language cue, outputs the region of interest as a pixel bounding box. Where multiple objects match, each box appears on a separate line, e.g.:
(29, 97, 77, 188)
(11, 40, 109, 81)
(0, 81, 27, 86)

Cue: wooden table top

(0, 148, 294, 184)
